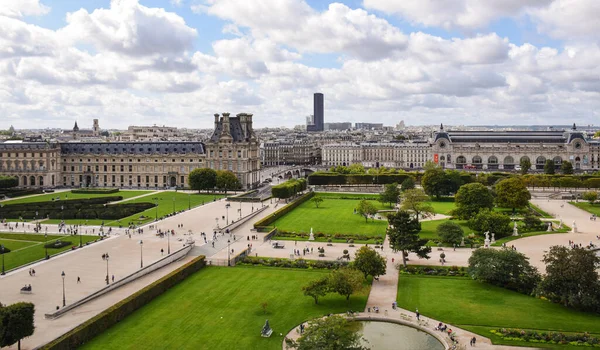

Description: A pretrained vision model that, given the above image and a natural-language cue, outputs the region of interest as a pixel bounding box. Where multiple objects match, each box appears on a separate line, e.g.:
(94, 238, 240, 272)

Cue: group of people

(589, 214, 597, 221)
(28, 268, 36, 276)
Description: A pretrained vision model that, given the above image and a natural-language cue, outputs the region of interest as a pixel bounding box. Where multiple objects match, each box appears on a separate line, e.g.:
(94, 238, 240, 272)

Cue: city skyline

(1, 0, 599, 129)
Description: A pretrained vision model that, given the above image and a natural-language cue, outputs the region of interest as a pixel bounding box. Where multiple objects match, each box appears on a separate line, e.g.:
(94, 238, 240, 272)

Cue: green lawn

(397, 275, 600, 348)
(104, 192, 225, 227)
(419, 219, 475, 241)
(2, 190, 154, 205)
(83, 266, 370, 350)
(272, 194, 388, 237)
(570, 202, 600, 217)
(0, 233, 98, 271)
(426, 200, 455, 215)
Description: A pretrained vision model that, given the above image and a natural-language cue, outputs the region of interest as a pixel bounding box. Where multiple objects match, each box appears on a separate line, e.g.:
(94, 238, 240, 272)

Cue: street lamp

(225, 203, 230, 225)
(44, 233, 48, 259)
(215, 217, 219, 228)
(227, 239, 231, 266)
(172, 197, 175, 214)
(139, 240, 144, 268)
(167, 230, 171, 254)
(1, 244, 5, 275)
(239, 201, 242, 219)
(105, 253, 110, 285)
(61, 271, 66, 307)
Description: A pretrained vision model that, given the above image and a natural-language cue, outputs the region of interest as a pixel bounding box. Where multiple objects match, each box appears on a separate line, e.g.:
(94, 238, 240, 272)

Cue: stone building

(431, 124, 599, 170)
(261, 140, 320, 166)
(321, 142, 431, 169)
(0, 112, 261, 189)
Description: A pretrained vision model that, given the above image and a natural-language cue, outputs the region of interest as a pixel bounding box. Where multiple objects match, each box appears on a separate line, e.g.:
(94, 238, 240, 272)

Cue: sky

(0, 0, 599, 130)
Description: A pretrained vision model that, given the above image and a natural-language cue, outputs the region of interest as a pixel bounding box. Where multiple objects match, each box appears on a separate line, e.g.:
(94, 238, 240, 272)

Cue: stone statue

(547, 222, 552, 232)
(309, 227, 315, 241)
(491, 233, 495, 244)
(261, 319, 273, 337)
(484, 231, 491, 248)
(513, 222, 519, 236)
(558, 219, 563, 229)
(572, 221, 577, 233)
(460, 237, 465, 247)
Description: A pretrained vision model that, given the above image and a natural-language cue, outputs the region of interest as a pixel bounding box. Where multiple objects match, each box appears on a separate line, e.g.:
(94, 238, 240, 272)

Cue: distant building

(262, 140, 320, 166)
(322, 142, 431, 169)
(355, 123, 384, 130)
(307, 93, 324, 132)
(325, 122, 352, 131)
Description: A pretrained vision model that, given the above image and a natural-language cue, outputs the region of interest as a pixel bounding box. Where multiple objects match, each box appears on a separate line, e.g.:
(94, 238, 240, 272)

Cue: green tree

(0, 302, 35, 350)
(495, 177, 531, 212)
(561, 161, 574, 175)
(544, 159, 555, 175)
(582, 191, 598, 205)
(0, 176, 18, 189)
(595, 130, 600, 138)
(453, 182, 494, 219)
(215, 170, 241, 193)
(539, 246, 600, 311)
(328, 268, 364, 300)
(188, 168, 217, 192)
(288, 315, 368, 350)
(468, 248, 541, 294)
(520, 158, 531, 175)
(311, 196, 324, 208)
(468, 209, 512, 238)
(436, 221, 464, 245)
(347, 163, 365, 174)
(379, 183, 400, 208)
(421, 167, 447, 199)
(400, 177, 415, 191)
(522, 215, 544, 232)
(302, 277, 330, 304)
(353, 246, 386, 279)
(387, 210, 431, 267)
(400, 188, 434, 222)
(356, 199, 377, 222)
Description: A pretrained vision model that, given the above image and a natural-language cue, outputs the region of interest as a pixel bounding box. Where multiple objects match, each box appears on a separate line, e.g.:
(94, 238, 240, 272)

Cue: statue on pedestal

(309, 227, 315, 241)
(484, 231, 491, 248)
(261, 319, 273, 338)
(547, 222, 552, 232)
(513, 221, 519, 236)
(558, 219, 563, 229)
(572, 221, 577, 233)
(460, 237, 465, 247)
(491, 233, 496, 244)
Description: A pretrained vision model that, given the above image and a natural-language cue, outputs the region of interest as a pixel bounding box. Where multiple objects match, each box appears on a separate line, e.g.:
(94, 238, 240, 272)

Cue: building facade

(431, 124, 599, 170)
(307, 93, 324, 132)
(322, 142, 431, 169)
(0, 113, 261, 189)
(261, 140, 321, 166)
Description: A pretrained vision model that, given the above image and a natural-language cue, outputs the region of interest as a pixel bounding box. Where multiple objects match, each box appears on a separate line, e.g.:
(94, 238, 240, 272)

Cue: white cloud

(59, 0, 197, 56)
(203, 1, 408, 61)
(0, 0, 50, 18)
(529, 0, 600, 41)
(363, 0, 551, 30)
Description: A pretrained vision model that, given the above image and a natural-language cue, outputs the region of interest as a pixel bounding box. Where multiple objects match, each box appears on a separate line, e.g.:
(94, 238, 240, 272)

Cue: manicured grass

(570, 202, 600, 217)
(529, 203, 553, 218)
(397, 275, 600, 347)
(104, 192, 225, 227)
(83, 266, 370, 350)
(0, 233, 98, 271)
(272, 194, 388, 237)
(3, 190, 154, 205)
(425, 200, 455, 215)
(491, 222, 570, 247)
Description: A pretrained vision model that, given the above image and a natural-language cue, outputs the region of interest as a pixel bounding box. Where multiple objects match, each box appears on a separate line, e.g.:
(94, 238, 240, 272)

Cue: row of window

(0, 152, 54, 158)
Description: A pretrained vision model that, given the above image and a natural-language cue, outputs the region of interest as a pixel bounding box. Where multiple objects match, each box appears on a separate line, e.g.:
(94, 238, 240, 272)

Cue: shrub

(436, 221, 464, 245)
(41, 256, 206, 350)
(253, 192, 315, 229)
(468, 210, 512, 238)
(71, 188, 119, 194)
(44, 240, 72, 249)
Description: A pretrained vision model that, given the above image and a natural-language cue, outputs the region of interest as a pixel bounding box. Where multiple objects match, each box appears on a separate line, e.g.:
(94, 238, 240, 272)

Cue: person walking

(161, 248, 164, 256)
(112, 275, 115, 282)
(415, 309, 420, 321)
(77, 276, 81, 283)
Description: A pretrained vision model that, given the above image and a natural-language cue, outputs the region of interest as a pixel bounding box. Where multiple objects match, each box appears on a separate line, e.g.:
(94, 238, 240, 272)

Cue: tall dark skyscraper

(308, 92, 324, 132)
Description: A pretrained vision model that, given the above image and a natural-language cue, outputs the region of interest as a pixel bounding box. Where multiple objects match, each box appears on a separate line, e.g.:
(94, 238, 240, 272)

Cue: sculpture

(261, 319, 273, 337)
(513, 222, 519, 236)
(491, 233, 495, 244)
(572, 221, 577, 233)
(558, 219, 563, 229)
(484, 231, 491, 248)
(309, 227, 315, 241)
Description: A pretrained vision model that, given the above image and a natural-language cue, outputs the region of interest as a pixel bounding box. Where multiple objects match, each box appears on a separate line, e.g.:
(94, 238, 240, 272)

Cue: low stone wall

(222, 205, 268, 232)
(44, 243, 193, 319)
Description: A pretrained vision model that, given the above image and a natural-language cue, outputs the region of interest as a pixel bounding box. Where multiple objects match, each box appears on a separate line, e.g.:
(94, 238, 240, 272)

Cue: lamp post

(139, 240, 143, 268)
(215, 217, 219, 228)
(172, 197, 175, 214)
(44, 233, 48, 259)
(225, 203, 230, 225)
(239, 201, 242, 219)
(227, 239, 231, 266)
(105, 253, 110, 285)
(61, 271, 66, 307)
(1, 245, 5, 275)
(167, 230, 170, 254)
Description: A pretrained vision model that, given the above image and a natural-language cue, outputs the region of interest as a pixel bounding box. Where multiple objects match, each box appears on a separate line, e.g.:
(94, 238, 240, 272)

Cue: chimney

(214, 113, 220, 130)
(237, 113, 247, 139)
(222, 112, 231, 136)
(247, 113, 255, 139)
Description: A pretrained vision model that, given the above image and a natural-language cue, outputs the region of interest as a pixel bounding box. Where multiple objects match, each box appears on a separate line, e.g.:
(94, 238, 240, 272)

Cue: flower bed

(491, 328, 600, 347)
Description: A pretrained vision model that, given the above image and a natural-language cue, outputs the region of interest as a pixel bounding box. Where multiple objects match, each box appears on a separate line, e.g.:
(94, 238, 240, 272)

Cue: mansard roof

(59, 141, 205, 155)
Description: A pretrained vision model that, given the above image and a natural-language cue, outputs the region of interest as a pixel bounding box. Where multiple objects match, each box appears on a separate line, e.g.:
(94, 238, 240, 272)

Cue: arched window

(488, 156, 498, 164)
(456, 156, 466, 163)
(536, 156, 546, 164)
(553, 156, 562, 165)
(472, 156, 482, 164)
(504, 156, 514, 164)
(30, 176, 36, 186)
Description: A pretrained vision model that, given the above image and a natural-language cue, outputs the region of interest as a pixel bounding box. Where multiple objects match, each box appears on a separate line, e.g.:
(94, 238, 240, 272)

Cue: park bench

(20, 286, 32, 294)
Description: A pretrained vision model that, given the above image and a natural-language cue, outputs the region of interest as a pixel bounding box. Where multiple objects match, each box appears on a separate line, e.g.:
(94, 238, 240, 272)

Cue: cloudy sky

(1, 0, 599, 129)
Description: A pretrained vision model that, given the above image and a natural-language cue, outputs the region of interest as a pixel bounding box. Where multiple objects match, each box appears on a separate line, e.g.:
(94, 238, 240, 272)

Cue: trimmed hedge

(275, 230, 382, 242)
(254, 191, 314, 229)
(0, 176, 18, 189)
(0, 247, 11, 253)
(239, 256, 350, 269)
(490, 328, 600, 346)
(0, 189, 44, 198)
(44, 240, 72, 249)
(41, 256, 207, 350)
(398, 265, 469, 277)
(308, 173, 413, 185)
(0, 197, 154, 220)
(71, 188, 119, 194)
(271, 178, 307, 199)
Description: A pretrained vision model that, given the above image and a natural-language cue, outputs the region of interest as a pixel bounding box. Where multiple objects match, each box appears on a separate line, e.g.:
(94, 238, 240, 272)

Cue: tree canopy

(453, 182, 494, 219)
(356, 199, 378, 222)
(0, 302, 35, 350)
(436, 221, 464, 245)
(544, 159, 555, 175)
(495, 177, 531, 211)
(302, 277, 330, 304)
(468, 248, 541, 295)
(386, 210, 430, 267)
(379, 183, 400, 208)
(400, 188, 434, 222)
(400, 177, 415, 192)
(582, 191, 598, 205)
(468, 209, 512, 238)
(561, 161, 574, 175)
(288, 315, 368, 350)
(328, 268, 365, 300)
(520, 158, 531, 175)
(353, 246, 387, 279)
(311, 196, 324, 208)
(188, 168, 217, 192)
(421, 168, 462, 199)
(215, 170, 242, 193)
